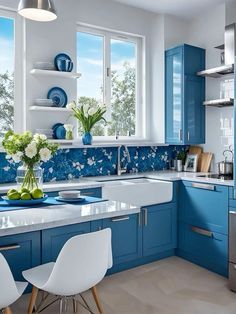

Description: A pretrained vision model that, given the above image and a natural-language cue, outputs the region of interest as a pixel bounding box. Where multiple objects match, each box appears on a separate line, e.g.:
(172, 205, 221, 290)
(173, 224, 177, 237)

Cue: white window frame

(0, 8, 24, 138)
(77, 24, 146, 143)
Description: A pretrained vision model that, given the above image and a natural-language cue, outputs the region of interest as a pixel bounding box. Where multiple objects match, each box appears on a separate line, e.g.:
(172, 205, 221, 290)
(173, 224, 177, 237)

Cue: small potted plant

(176, 151, 186, 172)
(67, 101, 107, 145)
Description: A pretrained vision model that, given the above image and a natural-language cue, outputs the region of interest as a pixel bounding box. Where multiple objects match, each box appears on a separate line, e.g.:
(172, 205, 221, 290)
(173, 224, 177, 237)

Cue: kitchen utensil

(34, 99, 54, 107)
(176, 160, 183, 172)
(218, 149, 233, 175)
(55, 196, 85, 203)
(58, 190, 81, 199)
(47, 87, 68, 107)
(34, 62, 55, 70)
(199, 153, 213, 172)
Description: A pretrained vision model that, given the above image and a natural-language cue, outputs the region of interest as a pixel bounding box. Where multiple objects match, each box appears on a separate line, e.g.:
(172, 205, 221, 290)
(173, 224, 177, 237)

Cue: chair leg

(72, 297, 77, 313)
(4, 308, 12, 314)
(28, 286, 39, 314)
(91, 286, 104, 314)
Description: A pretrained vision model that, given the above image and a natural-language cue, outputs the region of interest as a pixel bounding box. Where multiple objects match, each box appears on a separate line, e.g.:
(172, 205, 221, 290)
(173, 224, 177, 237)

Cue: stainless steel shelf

(203, 98, 234, 107)
(197, 64, 234, 78)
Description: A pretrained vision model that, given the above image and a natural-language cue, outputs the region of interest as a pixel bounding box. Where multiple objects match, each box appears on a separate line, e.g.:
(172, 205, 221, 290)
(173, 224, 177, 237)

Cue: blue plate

(54, 53, 72, 69)
(52, 123, 64, 139)
(55, 196, 85, 203)
(2, 195, 48, 206)
(47, 87, 68, 107)
(55, 125, 66, 139)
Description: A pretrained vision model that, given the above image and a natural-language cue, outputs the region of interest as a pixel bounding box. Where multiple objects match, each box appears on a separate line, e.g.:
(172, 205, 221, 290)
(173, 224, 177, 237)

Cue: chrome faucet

(117, 145, 131, 176)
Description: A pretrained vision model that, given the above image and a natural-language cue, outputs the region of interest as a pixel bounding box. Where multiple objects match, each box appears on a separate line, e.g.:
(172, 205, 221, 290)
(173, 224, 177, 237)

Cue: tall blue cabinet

(165, 44, 206, 145)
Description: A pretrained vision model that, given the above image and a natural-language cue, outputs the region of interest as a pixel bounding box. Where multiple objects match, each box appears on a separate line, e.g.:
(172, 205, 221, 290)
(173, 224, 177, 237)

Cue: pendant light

(18, 0, 57, 22)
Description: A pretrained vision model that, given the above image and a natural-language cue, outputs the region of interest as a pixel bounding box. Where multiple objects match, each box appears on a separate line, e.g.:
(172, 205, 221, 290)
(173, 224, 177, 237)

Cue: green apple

(21, 192, 31, 200)
(7, 189, 18, 197)
(31, 188, 43, 199)
(8, 191, 21, 200)
(19, 187, 30, 194)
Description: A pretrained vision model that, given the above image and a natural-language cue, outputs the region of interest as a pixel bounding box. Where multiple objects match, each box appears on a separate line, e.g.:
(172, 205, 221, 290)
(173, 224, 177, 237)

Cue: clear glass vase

(16, 164, 43, 191)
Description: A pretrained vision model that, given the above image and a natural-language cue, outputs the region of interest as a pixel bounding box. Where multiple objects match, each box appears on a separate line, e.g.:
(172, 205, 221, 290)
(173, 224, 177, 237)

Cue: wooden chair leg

(28, 286, 39, 314)
(91, 286, 104, 314)
(4, 307, 13, 314)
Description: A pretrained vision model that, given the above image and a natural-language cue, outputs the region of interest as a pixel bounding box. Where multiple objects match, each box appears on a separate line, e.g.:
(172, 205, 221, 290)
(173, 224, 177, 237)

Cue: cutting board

(198, 153, 213, 172)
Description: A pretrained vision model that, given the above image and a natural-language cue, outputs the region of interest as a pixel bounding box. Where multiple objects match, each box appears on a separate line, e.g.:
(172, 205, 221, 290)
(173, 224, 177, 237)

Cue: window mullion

(104, 33, 111, 126)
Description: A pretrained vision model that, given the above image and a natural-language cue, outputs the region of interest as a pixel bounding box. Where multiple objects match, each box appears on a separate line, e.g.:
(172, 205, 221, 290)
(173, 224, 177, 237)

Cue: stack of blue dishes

(54, 53, 73, 72)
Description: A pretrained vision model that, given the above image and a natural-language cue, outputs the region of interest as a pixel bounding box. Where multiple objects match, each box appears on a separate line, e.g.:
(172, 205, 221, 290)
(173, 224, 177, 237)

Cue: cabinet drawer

(178, 222, 228, 276)
(179, 181, 228, 234)
(0, 232, 41, 291)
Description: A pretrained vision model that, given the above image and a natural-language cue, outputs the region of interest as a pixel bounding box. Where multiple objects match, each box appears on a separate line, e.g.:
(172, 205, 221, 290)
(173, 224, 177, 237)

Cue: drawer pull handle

(143, 208, 148, 226)
(111, 216, 129, 222)
(191, 226, 213, 238)
(191, 183, 215, 191)
(0, 244, 20, 251)
(82, 192, 94, 196)
(138, 212, 142, 227)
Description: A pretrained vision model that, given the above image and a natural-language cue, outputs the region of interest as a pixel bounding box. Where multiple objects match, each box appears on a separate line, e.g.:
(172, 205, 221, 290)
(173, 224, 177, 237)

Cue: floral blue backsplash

(0, 145, 187, 184)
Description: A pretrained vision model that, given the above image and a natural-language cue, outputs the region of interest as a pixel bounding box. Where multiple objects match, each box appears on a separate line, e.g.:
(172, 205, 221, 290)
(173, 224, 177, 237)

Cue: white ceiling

(112, 0, 227, 19)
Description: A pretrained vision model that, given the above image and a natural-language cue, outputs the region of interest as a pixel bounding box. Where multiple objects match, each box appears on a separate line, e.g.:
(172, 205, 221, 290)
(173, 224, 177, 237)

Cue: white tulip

(88, 107, 97, 116)
(25, 142, 37, 159)
(39, 147, 52, 162)
(83, 104, 90, 114)
(66, 102, 76, 110)
(64, 124, 73, 131)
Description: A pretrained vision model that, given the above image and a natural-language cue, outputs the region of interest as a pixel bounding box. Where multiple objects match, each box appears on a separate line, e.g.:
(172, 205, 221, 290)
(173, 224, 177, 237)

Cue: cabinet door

(102, 214, 142, 265)
(179, 181, 228, 234)
(165, 47, 184, 144)
(184, 75, 205, 144)
(42, 222, 90, 263)
(142, 203, 177, 257)
(0, 232, 41, 292)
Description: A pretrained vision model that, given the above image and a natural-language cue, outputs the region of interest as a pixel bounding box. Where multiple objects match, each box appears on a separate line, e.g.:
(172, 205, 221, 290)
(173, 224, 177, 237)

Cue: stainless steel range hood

(197, 23, 235, 78)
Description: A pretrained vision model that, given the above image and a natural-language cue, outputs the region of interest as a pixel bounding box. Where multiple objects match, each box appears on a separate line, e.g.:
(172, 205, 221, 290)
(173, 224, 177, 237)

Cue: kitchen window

(77, 25, 145, 140)
(0, 11, 15, 139)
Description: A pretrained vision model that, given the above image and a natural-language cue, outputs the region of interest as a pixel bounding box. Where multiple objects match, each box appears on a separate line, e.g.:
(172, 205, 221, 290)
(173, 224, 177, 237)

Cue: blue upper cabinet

(165, 44, 205, 145)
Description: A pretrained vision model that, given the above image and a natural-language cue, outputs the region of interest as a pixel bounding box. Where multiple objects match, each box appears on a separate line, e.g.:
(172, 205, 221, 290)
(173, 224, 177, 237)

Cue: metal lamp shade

(18, 0, 57, 22)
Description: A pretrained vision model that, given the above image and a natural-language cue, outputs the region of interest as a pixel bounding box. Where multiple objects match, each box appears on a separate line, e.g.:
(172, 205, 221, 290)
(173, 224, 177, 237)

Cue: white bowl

(59, 190, 81, 199)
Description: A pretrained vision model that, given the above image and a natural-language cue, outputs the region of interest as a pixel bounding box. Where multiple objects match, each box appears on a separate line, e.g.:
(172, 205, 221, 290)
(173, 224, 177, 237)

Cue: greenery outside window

(77, 25, 145, 140)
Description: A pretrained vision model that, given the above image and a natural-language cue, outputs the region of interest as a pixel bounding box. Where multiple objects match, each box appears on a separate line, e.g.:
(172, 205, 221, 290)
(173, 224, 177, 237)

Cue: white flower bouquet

(3, 131, 58, 190)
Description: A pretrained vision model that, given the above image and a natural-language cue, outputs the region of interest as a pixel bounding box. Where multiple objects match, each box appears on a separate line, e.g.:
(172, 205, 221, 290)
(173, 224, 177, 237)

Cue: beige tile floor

(12, 256, 236, 314)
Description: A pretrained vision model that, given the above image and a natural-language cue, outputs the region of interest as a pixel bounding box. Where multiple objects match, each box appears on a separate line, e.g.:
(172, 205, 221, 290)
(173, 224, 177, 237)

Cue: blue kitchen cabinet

(41, 222, 91, 263)
(91, 213, 142, 268)
(142, 203, 177, 257)
(178, 181, 228, 234)
(177, 180, 229, 276)
(165, 44, 205, 145)
(47, 187, 102, 198)
(178, 222, 228, 277)
(234, 56, 236, 197)
(0, 231, 41, 292)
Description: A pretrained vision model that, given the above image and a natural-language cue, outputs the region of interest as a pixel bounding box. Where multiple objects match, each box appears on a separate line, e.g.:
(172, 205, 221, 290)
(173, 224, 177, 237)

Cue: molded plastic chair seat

(0, 253, 28, 312)
(23, 229, 112, 314)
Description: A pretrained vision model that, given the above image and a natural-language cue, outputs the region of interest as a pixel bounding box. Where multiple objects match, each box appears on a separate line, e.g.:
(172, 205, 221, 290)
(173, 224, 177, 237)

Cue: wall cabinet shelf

(30, 69, 81, 79)
(29, 106, 72, 112)
(165, 44, 206, 145)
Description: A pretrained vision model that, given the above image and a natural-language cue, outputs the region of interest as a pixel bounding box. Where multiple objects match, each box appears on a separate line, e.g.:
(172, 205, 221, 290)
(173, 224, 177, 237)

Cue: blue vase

(82, 132, 92, 145)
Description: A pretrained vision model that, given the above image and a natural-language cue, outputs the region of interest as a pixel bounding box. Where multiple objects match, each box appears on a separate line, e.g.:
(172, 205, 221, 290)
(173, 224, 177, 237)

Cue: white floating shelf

(30, 69, 82, 79)
(30, 106, 72, 112)
(48, 140, 74, 144)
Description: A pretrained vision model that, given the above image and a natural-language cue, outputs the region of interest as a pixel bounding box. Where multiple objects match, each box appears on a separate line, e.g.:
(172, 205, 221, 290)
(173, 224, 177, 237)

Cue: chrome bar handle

(0, 244, 20, 252)
(187, 131, 190, 141)
(191, 182, 215, 191)
(178, 129, 182, 142)
(143, 208, 148, 226)
(191, 226, 213, 238)
(138, 212, 142, 227)
(111, 216, 130, 222)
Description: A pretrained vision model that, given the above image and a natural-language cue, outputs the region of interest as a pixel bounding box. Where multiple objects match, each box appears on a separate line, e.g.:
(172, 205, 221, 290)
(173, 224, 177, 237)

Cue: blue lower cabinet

(102, 214, 142, 266)
(41, 222, 91, 263)
(179, 181, 228, 234)
(47, 187, 102, 198)
(178, 222, 228, 277)
(0, 231, 41, 292)
(142, 203, 177, 257)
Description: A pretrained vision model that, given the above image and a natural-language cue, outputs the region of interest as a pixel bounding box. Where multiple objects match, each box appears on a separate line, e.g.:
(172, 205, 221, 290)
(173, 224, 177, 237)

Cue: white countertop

(0, 200, 140, 236)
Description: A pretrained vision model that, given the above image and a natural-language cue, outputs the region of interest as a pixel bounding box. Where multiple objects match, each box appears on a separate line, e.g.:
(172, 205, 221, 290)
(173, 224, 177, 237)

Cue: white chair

(23, 228, 112, 314)
(0, 252, 28, 314)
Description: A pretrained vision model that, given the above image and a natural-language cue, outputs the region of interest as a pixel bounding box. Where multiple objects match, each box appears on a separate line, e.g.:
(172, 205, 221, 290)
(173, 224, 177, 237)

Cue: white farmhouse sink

(102, 179, 173, 206)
